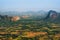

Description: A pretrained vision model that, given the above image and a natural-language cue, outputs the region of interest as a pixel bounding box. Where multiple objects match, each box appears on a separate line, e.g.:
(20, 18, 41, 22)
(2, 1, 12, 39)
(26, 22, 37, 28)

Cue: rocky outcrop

(45, 10, 58, 19)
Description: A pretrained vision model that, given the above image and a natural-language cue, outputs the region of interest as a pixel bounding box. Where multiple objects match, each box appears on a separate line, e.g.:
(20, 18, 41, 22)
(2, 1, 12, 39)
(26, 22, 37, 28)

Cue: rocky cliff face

(44, 10, 60, 23)
(45, 10, 57, 19)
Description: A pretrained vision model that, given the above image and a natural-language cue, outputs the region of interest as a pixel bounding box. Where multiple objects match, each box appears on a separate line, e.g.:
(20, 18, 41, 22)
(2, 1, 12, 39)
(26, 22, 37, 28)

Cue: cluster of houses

(0, 15, 29, 22)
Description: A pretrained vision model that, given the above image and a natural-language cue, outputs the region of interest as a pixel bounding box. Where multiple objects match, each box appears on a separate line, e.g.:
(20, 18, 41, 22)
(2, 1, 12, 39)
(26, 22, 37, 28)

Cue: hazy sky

(0, 0, 60, 12)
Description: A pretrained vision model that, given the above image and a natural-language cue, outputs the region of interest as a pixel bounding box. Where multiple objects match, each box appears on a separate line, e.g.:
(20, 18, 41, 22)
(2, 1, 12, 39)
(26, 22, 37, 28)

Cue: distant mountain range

(0, 10, 48, 16)
(0, 10, 60, 20)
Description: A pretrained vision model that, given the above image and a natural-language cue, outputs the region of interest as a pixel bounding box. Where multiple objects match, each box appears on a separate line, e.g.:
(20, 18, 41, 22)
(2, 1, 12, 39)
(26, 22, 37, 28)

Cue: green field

(0, 17, 60, 40)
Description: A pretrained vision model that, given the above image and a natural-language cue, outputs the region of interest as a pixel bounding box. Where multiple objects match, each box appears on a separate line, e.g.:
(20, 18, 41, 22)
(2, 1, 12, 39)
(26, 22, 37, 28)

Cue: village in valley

(0, 10, 60, 40)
